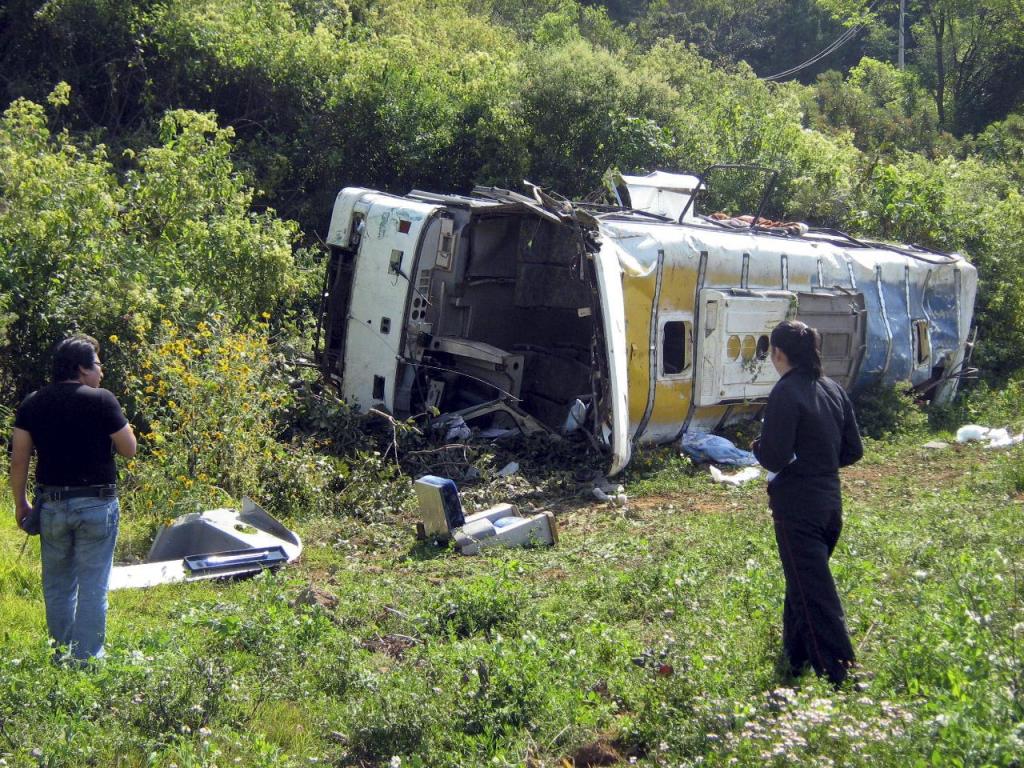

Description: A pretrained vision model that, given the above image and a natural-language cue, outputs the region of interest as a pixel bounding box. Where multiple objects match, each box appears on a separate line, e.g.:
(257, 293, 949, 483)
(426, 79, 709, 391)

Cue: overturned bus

(315, 170, 977, 475)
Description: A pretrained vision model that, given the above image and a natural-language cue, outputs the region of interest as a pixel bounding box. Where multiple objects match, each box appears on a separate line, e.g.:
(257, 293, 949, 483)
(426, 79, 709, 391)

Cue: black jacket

(753, 369, 863, 515)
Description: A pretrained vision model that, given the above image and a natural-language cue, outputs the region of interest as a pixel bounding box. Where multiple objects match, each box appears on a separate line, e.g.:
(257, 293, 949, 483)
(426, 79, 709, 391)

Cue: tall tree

(817, 0, 1024, 134)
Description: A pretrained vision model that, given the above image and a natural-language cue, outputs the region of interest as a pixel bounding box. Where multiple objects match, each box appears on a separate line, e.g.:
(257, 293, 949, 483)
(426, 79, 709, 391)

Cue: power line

(760, 0, 883, 82)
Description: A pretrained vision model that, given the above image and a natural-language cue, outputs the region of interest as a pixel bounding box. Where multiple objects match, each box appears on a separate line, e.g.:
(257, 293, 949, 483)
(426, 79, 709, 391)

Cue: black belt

(36, 484, 117, 502)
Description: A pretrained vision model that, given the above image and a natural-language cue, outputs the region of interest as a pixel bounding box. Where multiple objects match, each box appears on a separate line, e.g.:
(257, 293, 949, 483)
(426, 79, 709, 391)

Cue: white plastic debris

(414, 478, 558, 554)
(709, 466, 761, 486)
(452, 503, 558, 555)
(984, 428, 1023, 448)
(955, 424, 1024, 448)
(108, 498, 302, 590)
(443, 416, 472, 442)
(589, 476, 627, 505)
(956, 424, 990, 442)
(496, 461, 520, 477)
(562, 398, 588, 434)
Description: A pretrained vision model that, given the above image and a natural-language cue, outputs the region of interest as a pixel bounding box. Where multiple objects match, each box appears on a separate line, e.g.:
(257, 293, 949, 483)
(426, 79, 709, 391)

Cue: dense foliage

(2, 1, 1023, 387)
(0, 90, 302, 402)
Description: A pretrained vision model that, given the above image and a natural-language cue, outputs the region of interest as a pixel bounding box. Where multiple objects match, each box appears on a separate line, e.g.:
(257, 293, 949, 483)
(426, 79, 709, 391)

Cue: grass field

(1, 428, 1022, 767)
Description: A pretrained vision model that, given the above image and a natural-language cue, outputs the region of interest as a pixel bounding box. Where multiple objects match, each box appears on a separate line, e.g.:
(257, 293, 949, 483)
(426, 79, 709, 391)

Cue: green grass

(1, 428, 1023, 767)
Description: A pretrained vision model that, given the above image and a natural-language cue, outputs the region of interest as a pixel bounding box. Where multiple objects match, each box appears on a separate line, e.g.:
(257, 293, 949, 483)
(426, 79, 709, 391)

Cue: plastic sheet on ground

(955, 424, 1024, 449)
(709, 466, 761, 486)
(680, 432, 758, 466)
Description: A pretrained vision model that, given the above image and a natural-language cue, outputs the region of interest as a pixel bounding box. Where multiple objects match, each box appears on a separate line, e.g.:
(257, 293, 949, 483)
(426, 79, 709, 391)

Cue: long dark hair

(770, 320, 822, 379)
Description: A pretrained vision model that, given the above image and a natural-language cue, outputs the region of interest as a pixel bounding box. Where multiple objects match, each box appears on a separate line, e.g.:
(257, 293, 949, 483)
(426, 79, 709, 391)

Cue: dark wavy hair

(770, 320, 822, 379)
(51, 334, 100, 383)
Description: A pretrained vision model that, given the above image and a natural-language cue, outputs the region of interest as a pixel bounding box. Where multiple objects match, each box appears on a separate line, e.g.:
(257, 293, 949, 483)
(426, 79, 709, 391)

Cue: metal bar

(876, 265, 894, 377)
(634, 249, 666, 441)
(676, 251, 709, 440)
(751, 170, 780, 229)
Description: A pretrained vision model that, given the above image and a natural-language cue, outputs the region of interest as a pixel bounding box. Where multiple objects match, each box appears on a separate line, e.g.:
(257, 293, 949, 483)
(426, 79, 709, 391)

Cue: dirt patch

(627, 492, 731, 514)
(538, 567, 569, 581)
(361, 633, 418, 659)
(567, 739, 623, 767)
(290, 584, 339, 611)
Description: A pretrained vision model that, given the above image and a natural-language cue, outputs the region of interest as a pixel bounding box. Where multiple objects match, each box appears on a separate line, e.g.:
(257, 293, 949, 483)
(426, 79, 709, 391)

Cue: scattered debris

(921, 440, 950, 450)
(109, 498, 302, 590)
(362, 633, 418, 660)
(414, 474, 558, 554)
(681, 432, 758, 466)
(591, 485, 628, 506)
(955, 424, 1024, 448)
(414, 475, 465, 541)
(453, 503, 558, 555)
(563, 398, 588, 434)
(443, 415, 472, 442)
(709, 465, 761, 486)
(495, 461, 520, 477)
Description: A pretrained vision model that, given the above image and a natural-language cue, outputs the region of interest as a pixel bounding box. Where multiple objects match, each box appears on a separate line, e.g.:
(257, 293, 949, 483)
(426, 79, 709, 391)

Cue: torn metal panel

(317, 172, 977, 475)
(611, 171, 701, 222)
(109, 498, 301, 590)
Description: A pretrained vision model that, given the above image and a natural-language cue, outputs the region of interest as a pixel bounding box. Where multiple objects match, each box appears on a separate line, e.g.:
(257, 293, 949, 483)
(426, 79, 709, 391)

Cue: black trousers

(773, 508, 855, 685)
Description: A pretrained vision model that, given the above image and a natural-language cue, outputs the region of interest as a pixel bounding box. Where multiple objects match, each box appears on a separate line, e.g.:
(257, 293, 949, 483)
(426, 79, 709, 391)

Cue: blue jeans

(39, 497, 119, 661)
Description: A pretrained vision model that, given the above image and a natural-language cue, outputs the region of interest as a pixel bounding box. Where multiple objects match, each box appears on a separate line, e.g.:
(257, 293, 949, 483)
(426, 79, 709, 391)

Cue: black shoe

(773, 653, 810, 684)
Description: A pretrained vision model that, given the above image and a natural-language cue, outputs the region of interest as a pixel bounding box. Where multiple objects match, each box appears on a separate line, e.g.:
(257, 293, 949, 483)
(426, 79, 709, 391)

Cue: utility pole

(898, 0, 906, 70)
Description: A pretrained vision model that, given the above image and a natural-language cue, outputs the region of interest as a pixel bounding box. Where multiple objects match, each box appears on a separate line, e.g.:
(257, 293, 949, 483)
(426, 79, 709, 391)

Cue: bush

(118, 319, 351, 543)
(0, 90, 301, 403)
(851, 382, 927, 440)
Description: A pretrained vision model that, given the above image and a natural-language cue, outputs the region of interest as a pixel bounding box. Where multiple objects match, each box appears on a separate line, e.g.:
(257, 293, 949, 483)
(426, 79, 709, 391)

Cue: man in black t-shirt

(10, 334, 136, 662)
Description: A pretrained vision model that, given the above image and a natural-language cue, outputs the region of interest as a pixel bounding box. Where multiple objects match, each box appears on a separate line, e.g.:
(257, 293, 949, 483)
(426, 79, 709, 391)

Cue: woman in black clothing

(753, 320, 863, 686)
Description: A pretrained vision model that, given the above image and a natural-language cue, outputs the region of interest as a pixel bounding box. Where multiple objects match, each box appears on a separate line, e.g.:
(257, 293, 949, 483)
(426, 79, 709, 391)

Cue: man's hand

(14, 498, 32, 528)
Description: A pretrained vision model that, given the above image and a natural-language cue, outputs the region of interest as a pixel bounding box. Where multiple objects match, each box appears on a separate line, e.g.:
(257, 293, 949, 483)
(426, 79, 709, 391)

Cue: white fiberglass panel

(342, 194, 440, 409)
(594, 238, 632, 475)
